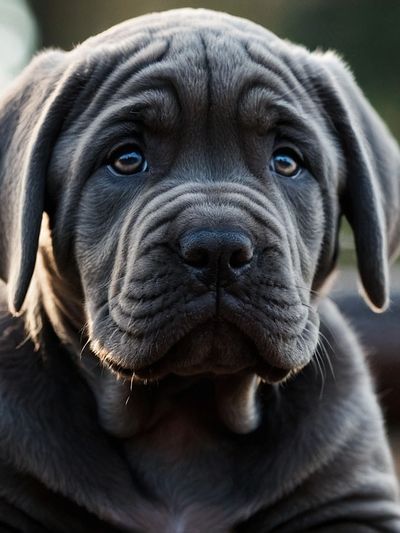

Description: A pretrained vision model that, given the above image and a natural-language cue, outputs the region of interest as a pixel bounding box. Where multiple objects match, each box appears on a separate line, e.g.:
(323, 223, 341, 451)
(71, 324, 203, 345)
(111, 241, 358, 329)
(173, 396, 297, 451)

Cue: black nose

(180, 229, 254, 287)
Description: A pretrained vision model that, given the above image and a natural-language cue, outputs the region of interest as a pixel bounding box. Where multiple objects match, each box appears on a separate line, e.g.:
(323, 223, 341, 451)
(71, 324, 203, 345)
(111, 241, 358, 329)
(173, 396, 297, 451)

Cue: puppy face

(1, 10, 398, 388)
(48, 19, 340, 383)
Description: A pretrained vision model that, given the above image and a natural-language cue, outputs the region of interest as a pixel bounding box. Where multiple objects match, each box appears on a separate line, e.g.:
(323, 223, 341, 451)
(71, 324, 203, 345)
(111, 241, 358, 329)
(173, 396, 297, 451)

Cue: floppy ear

(311, 52, 400, 311)
(0, 50, 83, 314)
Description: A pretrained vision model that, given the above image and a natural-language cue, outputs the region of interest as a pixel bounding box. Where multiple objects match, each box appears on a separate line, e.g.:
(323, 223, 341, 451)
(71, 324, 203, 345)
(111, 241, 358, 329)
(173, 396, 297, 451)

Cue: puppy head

(0, 9, 399, 384)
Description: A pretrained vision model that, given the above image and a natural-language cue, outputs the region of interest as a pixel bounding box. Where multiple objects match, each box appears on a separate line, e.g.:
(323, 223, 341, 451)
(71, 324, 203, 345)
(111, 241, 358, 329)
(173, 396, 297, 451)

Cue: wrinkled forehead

(82, 8, 278, 52)
(70, 10, 318, 135)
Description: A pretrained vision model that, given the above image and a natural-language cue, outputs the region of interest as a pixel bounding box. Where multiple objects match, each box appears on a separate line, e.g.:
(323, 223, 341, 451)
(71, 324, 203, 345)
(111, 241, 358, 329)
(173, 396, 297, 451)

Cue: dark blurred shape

(335, 291, 400, 425)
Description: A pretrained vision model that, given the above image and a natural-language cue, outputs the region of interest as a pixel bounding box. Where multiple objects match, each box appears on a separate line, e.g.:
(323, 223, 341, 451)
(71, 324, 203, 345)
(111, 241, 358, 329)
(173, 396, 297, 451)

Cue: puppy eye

(270, 148, 302, 178)
(107, 145, 149, 175)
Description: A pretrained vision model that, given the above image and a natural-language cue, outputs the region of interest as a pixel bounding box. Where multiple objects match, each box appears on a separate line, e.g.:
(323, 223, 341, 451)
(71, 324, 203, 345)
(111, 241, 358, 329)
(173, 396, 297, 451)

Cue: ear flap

(311, 52, 400, 312)
(0, 50, 79, 314)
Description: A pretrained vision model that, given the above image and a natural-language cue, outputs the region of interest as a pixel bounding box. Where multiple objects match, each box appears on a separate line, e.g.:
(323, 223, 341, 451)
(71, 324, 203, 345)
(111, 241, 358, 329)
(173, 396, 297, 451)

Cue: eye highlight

(107, 145, 149, 176)
(270, 147, 302, 178)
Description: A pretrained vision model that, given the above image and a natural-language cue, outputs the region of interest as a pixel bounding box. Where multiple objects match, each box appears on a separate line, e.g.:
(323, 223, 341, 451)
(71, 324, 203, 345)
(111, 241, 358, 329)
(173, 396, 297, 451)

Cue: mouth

(88, 315, 314, 436)
(98, 319, 296, 384)
(103, 357, 292, 383)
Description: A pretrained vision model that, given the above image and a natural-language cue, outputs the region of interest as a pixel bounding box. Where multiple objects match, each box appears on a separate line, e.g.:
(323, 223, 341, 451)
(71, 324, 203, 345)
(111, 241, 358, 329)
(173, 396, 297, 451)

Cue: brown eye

(107, 145, 149, 175)
(270, 148, 302, 178)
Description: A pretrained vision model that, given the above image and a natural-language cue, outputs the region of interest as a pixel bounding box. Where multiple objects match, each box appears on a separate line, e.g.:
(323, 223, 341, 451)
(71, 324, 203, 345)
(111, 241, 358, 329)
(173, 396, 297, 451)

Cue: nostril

(183, 246, 209, 268)
(179, 229, 254, 283)
(180, 233, 211, 268)
(229, 247, 253, 269)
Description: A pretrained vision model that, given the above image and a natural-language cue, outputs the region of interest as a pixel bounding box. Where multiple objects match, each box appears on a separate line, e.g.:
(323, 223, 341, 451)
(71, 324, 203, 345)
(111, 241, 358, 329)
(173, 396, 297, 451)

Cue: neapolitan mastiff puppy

(0, 8, 399, 532)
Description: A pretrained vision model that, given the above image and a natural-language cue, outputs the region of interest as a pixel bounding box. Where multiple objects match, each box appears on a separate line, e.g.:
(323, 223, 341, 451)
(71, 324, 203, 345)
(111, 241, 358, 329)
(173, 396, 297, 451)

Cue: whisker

(303, 322, 326, 399)
(294, 284, 322, 298)
(317, 332, 335, 380)
(306, 318, 336, 383)
(79, 337, 91, 359)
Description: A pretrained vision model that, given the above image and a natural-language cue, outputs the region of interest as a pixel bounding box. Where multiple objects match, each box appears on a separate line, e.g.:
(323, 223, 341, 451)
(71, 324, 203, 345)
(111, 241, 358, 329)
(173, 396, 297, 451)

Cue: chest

(121, 407, 258, 532)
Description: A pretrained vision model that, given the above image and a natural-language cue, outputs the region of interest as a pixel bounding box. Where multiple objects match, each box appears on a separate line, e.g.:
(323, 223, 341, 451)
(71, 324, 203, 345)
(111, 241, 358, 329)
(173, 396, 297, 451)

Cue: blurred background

(0, 0, 399, 469)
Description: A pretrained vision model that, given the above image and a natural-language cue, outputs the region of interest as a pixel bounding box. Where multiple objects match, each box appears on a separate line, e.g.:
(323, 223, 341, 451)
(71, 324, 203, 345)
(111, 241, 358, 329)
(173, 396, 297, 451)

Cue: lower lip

(103, 356, 292, 384)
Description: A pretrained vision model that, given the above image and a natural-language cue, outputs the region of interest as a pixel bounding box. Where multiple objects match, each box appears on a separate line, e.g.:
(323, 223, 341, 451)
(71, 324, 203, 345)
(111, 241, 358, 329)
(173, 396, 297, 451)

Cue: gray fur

(0, 8, 399, 532)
